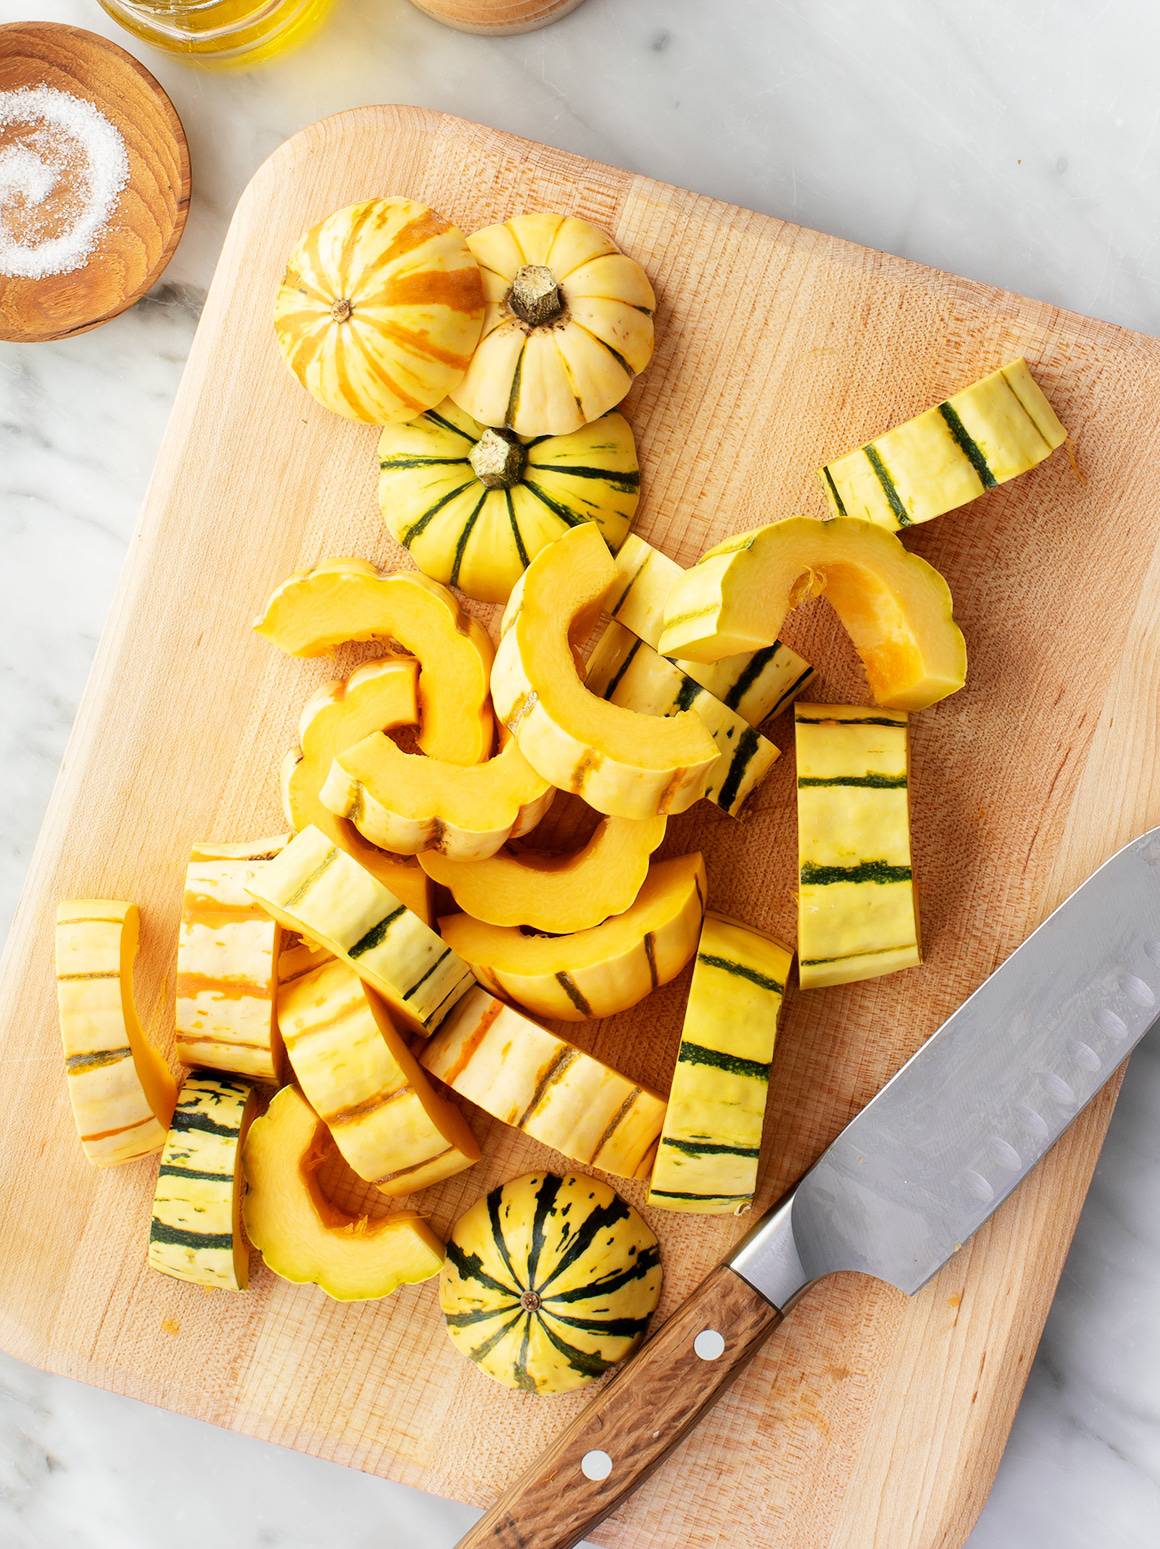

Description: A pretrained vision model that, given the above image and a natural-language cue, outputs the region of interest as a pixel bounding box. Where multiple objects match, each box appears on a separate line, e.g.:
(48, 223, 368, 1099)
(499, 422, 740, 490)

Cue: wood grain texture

(0, 22, 189, 343)
(406, 0, 588, 34)
(1, 105, 1159, 1548)
(459, 1266, 783, 1549)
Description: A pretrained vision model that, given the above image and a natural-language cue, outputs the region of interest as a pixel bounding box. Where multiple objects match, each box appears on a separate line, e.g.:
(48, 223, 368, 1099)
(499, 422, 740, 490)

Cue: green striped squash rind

(795, 704, 921, 989)
(648, 914, 792, 1215)
(378, 399, 640, 604)
(148, 1073, 256, 1290)
(818, 358, 1067, 530)
(439, 1171, 662, 1394)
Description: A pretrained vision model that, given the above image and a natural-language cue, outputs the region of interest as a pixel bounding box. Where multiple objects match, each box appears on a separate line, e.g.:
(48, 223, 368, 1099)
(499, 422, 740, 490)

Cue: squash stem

(509, 264, 563, 327)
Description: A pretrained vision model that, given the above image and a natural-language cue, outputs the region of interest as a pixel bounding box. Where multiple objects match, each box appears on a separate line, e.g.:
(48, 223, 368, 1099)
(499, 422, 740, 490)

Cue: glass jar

(96, 0, 335, 64)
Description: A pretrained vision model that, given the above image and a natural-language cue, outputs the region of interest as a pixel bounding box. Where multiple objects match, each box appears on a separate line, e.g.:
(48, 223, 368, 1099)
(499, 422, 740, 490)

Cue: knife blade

(457, 827, 1160, 1549)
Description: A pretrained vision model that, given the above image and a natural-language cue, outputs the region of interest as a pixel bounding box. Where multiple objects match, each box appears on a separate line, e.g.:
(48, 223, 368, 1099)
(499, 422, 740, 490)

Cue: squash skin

(378, 399, 640, 603)
(450, 212, 655, 438)
(422, 992, 666, 1179)
(274, 198, 485, 425)
(148, 1074, 257, 1290)
(648, 914, 791, 1214)
(243, 1086, 444, 1301)
(491, 524, 718, 818)
(281, 658, 433, 923)
(819, 358, 1067, 529)
(659, 516, 967, 711)
(795, 704, 921, 988)
(253, 558, 494, 765)
(438, 852, 706, 1022)
(439, 1171, 662, 1394)
(417, 813, 666, 933)
(55, 900, 176, 1166)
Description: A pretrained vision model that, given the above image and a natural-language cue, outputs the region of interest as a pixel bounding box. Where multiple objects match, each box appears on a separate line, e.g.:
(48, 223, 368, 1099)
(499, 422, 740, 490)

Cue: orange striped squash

(274, 198, 486, 424)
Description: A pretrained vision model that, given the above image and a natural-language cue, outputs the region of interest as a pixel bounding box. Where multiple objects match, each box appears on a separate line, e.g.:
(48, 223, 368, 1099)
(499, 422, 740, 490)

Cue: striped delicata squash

(378, 399, 640, 603)
(450, 213, 655, 437)
(274, 198, 485, 424)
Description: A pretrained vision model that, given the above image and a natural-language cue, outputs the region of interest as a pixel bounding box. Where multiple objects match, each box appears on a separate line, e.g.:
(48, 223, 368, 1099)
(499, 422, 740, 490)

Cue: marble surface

(2, 0, 1160, 1543)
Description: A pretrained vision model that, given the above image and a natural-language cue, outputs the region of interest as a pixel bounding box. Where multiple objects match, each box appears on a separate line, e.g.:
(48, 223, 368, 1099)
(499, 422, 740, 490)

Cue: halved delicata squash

(273, 198, 485, 425)
(418, 813, 666, 933)
(279, 958, 479, 1195)
(648, 914, 791, 1215)
(281, 658, 432, 922)
(320, 727, 554, 861)
(450, 212, 655, 437)
(175, 837, 287, 1083)
(795, 703, 921, 988)
(439, 1171, 662, 1394)
(378, 399, 640, 603)
(586, 622, 780, 817)
(492, 523, 717, 818)
(608, 534, 814, 725)
(819, 358, 1067, 529)
(439, 852, 706, 1022)
(659, 516, 967, 711)
(243, 1085, 444, 1301)
(253, 559, 494, 765)
(422, 989, 666, 1179)
(148, 1074, 257, 1290)
(247, 826, 474, 1034)
(55, 900, 176, 1166)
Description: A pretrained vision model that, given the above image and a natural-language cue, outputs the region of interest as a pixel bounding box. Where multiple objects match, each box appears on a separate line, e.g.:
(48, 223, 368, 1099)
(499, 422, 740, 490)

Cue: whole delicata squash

(439, 1171, 662, 1394)
(274, 198, 485, 424)
(378, 399, 640, 603)
(450, 212, 656, 437)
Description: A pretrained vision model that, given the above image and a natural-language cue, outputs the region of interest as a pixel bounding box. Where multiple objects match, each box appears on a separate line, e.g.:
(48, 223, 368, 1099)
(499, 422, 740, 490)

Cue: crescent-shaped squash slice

(247, 826, 474, 1034)
(418, 814, 666, 933)
(55, 900, 177, 1166)
(422, 989, 666, 1179)
(491, 523, 717, 818)
(320, 728, 554, 861)
(658, 517, 967, 711)
(279, 959, 479, 1195)
(242, 1086, 444, 1301)
(438, 852, 706, 1022)
(253, 559, 494, 765)
(281, 658, 432, 923)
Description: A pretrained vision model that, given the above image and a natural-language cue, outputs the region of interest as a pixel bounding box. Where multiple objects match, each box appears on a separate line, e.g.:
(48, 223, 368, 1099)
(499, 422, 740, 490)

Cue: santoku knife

(456, 826, 1160, 1549)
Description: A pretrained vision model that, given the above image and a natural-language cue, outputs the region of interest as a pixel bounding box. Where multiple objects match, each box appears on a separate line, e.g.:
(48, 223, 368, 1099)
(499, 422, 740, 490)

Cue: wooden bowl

(0, 22, 190, 343)
(406, 0, 588, 34)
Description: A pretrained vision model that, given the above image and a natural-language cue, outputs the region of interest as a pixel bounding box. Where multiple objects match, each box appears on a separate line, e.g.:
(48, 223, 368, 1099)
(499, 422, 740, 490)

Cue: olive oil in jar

(97, 0, 336, 65)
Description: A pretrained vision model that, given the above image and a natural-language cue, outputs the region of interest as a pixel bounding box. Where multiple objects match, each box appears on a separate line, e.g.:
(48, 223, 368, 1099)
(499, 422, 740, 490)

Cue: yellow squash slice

(659, 517, 967, 711)
(819, 358, 1067, 529)
(492, 523, 717, 818)
(440, 1171, 662, 1393)
(274, 198, 485, 424)
(379, 399, 640, 603)
(439, 852, 706, 1022)
(277, 931, 333, 989)
(608, 534, 814, 724)
(243, 1086, 444, 1301)
(795, 704, 921, 988)
(422, 989, 665, 1179)
(418, 813, 666, 933)
(253, 559, 494, 765)
(148, 1074, 257, 1290)
(175, 837, 287, 1083)
(320, 728, 554, 862)
(282, 658, 431, 922)
(247, 826, 474, 1034)
(586, 622, 780, 817)
(648, 914, 791, 1214)
(450, 212, 655, 437)
(54, 900, 176, 1166)
(279, 959, 479, 1195)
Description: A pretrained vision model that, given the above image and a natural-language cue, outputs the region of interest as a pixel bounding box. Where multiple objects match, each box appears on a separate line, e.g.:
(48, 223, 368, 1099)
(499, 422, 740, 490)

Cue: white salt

(0, 84, 130, 280)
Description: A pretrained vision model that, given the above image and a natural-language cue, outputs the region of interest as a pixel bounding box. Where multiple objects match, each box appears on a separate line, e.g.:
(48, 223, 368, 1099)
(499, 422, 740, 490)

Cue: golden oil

(97, 0, 335, 66)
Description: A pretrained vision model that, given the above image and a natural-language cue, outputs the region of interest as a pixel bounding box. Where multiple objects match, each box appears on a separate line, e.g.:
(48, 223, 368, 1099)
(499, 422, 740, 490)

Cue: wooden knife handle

(456, 1264, 784, 1549)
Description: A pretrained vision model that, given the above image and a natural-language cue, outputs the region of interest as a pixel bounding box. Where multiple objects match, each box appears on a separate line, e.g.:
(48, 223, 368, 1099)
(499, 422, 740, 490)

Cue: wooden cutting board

(3, 105, 1159, 1549)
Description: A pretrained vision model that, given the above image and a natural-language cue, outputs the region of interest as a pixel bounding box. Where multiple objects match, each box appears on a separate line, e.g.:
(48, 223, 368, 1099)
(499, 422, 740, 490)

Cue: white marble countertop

(2, 0, 1160, 1544)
